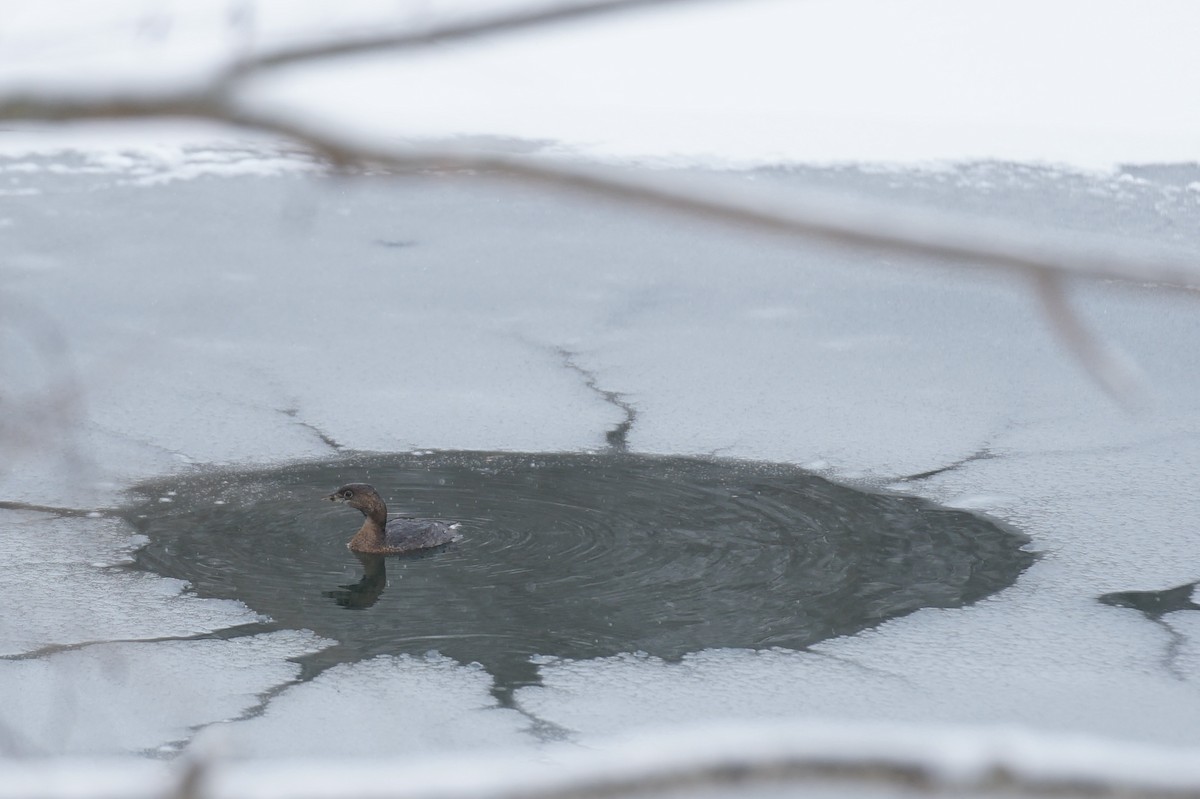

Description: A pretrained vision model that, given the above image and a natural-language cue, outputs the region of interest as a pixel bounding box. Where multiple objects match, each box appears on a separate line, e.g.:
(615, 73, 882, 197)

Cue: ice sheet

(0, 631, 327, 756)
(191, 654, 531, 758)
(1, 155, 1198, 763)
(0, 514, 263, 656)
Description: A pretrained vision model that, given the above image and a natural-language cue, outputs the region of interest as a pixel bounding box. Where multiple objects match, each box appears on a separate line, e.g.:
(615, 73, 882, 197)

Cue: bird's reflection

(323, 552, 388, 609)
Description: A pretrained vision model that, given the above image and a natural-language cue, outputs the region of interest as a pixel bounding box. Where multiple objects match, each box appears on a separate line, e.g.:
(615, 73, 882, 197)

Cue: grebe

(328, 483, 461, 555)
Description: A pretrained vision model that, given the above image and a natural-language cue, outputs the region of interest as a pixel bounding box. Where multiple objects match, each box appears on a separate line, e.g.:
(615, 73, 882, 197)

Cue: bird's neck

(359, 500, 388, 528)
(351, 515, 387, 549)
(348, 497, 388, 551)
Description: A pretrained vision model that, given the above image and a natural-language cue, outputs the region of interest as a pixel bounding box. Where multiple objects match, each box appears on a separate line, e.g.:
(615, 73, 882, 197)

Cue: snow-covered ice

(0, 631, 327, 756)
(192, 654, 530, 758)
(2, 0, 1200, 792)
(2, 161, 1198, 765)
(0, 513, 263, 657)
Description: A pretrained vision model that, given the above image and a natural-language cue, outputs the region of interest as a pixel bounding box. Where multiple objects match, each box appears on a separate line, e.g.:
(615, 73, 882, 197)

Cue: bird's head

(328, 483, 382, 515)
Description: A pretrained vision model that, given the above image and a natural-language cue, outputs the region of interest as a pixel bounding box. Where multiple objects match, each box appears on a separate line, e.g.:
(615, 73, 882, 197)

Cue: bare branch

(1, 0, 1196, 411)
(220, 107, 1200, 294)
(4, 82, 1196, 293)
(13, 723, 1200, 799)
(3, 82, 1196, 296)
(0, 294, 85, 468)
(454, 155, 1200, 292)
(0, 87, 218, 124)
(227, 0, 711, 78)
(1031, 272, 1146, 407)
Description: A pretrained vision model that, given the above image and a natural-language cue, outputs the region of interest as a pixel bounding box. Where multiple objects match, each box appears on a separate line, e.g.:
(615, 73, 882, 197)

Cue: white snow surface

(0, 514, 264, 656)
(1, 160, 1199, 774)
(192, 654, 530, 758)
(0, 631, 328, 756)
(8, 719, 1200, 798)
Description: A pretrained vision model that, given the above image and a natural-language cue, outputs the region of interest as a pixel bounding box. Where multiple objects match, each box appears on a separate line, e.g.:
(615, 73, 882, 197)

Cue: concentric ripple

(126, 451, 1034, 689)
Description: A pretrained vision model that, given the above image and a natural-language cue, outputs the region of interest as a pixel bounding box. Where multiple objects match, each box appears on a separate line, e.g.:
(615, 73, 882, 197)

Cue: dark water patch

(1099, 582, 1200, 619)
(1099, 581, 1200, 681)
(125, 451, 1034, 693)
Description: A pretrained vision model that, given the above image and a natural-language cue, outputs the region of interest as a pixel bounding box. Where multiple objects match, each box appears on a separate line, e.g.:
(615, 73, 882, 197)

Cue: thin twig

(0, 88, 218, 123)
(1032, 272, 1146, 407)
(219, 107, 1200, 297)
(0, 294, 85, 463)
(225, 0, 710, 78)
(196, 721, 1200, 799)
(6, 85, 1199, 294)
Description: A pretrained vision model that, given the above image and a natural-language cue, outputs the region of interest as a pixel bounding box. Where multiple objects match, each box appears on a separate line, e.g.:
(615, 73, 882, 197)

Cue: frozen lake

(2, 152, 1200, 760)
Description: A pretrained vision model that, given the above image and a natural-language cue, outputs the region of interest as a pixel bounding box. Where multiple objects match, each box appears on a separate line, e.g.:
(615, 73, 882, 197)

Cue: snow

(3, 162, 1198, 769)
(192, 654, 531, 757)
(0, 514, 264, 656)
(0, 631, 327, 755)
(10, 720, 1200, 798)
(2, 0, 1200, 793)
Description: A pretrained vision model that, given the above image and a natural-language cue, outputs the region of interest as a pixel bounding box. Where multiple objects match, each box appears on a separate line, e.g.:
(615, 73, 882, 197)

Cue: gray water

(127, 451, 1034, 692)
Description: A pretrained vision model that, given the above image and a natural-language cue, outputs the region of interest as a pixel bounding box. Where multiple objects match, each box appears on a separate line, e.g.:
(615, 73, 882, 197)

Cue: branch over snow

(224, 0, 705, 77)
(1, 0, 1196, 404)
(7, 720, 1200, 799)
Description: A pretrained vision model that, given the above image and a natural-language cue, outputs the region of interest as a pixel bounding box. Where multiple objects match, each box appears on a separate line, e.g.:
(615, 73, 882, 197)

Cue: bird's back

(383, 518, 463, 554)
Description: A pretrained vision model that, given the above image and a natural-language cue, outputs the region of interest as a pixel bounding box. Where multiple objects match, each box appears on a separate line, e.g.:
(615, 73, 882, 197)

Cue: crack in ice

(148, 673, 307, 760)
(90, 420, 196, 462)
(1099, 582, 1200, 683)
(0, 500, 114, 518)
(805, 648, 916, 687)
(895, 447, 996, 483)
(554, 347, 637, 451)
(1156, 618, 1192, 683)
(0, 622, 282, 662)
(280, 407, 343, 451)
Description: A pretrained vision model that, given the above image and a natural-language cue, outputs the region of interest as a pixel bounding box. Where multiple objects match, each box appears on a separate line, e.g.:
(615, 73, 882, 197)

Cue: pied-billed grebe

(328, 483, 462, 555)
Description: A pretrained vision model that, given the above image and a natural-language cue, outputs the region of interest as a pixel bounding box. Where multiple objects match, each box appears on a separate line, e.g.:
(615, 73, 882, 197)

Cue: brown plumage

(328, 483, 462, 555)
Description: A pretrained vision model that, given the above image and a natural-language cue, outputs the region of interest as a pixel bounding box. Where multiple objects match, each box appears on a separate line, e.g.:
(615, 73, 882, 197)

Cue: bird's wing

(384, 518, 462, 549)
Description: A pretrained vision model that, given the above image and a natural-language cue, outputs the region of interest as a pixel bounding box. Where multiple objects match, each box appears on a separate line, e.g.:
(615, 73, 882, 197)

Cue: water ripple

(126, 451, 1034, 691)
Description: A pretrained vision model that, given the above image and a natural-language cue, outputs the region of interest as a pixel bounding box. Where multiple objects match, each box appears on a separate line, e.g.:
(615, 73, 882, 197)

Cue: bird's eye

(342, 490, 353, 499)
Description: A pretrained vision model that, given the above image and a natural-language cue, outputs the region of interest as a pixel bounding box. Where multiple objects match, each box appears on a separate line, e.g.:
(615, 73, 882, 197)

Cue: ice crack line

(555, 347, 637, 451)
(894, 447, 995, 483)
(511, 698, 576, 746)
(1159, 619, 1191, 682)
(0, 500, 115, 518)
(805, 647, 916, 686)
(150, 672, 307, 759)
(0, 622, 282, 662)
(1099, 582, 1200, 682)
(280, 407, 343, 451)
